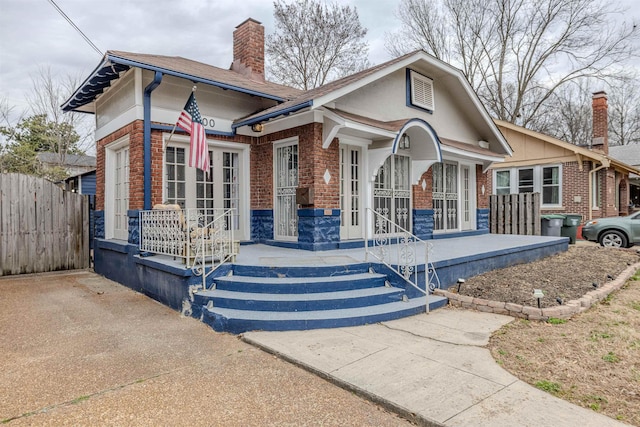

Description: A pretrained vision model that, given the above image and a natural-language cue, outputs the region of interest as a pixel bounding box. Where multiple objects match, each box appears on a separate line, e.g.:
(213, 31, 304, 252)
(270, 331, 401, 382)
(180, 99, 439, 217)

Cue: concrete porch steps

(194, 266, 448, 334)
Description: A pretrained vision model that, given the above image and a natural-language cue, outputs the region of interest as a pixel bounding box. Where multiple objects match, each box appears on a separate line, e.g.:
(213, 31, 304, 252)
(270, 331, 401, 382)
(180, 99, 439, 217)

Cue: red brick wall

(476, 164, 489, 209)
(412, 168, 433, 209)
(95, 120, 144, 210)
(252, 123, 340, 210)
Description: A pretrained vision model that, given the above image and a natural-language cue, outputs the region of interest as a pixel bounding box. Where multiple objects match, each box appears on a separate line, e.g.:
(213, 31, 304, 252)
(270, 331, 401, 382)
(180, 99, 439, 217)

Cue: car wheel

(599, 230, 627, 248)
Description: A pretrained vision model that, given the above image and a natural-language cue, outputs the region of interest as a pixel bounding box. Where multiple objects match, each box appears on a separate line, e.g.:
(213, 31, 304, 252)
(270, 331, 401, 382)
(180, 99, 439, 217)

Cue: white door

(461, 165, 471, 230)
(274, 142, 298, 240)
(374, 154, 411, 231)
(113, 145, 130, 240)
(340, 144, 362, 239)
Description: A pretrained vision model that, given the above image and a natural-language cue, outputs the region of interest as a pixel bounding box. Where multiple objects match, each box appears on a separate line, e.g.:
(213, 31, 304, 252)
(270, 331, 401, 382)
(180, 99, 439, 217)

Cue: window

(408, 69, 434, 111)
(592, 171, 601, 209)
(542, 166, 560, 205)
(495, 170, 511, 195)
(493, 165, 562, 207)
(518, 169, 534, 193)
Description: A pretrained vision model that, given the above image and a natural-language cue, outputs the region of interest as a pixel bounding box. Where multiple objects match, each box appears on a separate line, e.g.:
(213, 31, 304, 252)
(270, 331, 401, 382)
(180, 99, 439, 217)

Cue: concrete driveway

(0, 270, 410, 426)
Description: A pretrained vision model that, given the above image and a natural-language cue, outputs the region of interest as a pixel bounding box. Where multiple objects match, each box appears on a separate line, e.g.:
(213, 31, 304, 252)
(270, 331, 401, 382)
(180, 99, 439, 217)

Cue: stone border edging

(433, 262, 640, 321)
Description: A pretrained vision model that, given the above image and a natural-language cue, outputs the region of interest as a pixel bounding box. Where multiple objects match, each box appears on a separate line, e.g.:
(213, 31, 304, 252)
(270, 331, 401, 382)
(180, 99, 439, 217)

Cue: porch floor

(234, 234, 567, 267)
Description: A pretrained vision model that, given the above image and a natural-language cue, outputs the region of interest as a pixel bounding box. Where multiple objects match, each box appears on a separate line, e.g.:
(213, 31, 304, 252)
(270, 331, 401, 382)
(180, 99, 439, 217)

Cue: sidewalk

(243, 309, 624, 427)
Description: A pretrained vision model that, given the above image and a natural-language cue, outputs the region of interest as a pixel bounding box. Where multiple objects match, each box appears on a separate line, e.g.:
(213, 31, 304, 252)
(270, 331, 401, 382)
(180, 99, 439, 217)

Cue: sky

(0, 0, 638, 122)
(0, 0, 399, 118)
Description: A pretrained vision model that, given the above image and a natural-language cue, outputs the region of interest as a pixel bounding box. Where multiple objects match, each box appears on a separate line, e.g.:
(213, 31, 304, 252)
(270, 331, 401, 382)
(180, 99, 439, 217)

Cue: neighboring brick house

(488, 92, 640, 222)
(608, 144, 640, 207)
(63, 17, 513, 261)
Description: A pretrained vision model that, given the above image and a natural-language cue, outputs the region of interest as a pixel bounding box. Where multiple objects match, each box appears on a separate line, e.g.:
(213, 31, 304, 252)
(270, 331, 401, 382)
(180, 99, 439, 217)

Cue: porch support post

(143, 71, 163, 210)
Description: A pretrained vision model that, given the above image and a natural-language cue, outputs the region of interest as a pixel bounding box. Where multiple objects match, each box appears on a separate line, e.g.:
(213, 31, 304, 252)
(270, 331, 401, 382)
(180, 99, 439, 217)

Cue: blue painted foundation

(412, 209, 434, 240)
(297, 208, 340, 251)
(251, 209, 273, 242)
(477, 208, 489, 231)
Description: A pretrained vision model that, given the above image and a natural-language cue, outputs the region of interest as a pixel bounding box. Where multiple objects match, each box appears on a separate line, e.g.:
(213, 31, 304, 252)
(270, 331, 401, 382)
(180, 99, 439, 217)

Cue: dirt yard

(459, 245, 640, 425)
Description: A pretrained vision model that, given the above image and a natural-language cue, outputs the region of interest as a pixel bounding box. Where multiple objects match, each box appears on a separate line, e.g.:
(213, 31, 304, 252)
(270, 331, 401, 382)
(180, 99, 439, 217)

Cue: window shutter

(410, 70, 434, 111)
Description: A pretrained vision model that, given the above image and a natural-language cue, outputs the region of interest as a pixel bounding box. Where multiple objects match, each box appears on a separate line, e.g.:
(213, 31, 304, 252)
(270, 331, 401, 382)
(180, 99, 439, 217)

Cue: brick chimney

(591, 91, 608, 155)
(231, 18, 265, 81)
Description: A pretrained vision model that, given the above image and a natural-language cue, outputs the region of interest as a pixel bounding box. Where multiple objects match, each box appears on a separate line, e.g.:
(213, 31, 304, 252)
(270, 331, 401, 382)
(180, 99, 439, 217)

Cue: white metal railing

(365, 207, 440, 312)
(139, 207, 237, 289)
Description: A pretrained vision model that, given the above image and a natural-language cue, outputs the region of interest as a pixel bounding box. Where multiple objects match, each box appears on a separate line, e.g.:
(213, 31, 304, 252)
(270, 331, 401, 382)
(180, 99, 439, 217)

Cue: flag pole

(163, 85, 198, 153)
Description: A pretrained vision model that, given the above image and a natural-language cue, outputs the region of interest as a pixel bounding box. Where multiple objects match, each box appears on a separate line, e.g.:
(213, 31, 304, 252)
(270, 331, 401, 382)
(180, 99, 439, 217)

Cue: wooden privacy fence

(490, 192, 541, 235)
(0, 173, 90, 276)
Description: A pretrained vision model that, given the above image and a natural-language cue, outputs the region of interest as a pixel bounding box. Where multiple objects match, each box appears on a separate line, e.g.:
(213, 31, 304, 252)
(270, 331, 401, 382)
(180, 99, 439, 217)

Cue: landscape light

(457, 278, 465, 293)
(533, 289, 544, 308)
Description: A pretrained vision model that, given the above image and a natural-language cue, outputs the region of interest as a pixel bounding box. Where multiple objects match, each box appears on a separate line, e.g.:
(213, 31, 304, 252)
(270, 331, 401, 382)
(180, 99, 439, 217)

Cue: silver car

(582, 212, 640, 248)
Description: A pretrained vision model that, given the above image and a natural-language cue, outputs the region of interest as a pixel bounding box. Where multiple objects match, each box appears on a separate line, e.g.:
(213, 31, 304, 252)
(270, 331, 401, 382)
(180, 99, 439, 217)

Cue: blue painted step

(202, 296, 448, 334)
(194, 286, 404, 312)
(232, 263, 371, 278)
(212, 272, 388, 294)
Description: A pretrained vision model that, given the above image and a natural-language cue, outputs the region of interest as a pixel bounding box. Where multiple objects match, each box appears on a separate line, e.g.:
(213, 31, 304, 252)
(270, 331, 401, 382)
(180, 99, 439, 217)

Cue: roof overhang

(62, 52, 289, 113)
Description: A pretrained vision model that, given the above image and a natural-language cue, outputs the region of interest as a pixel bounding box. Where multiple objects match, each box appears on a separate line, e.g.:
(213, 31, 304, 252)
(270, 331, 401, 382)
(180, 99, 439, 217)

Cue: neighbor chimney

(231, 18, 265, 81)
(591, 91, 608, 155)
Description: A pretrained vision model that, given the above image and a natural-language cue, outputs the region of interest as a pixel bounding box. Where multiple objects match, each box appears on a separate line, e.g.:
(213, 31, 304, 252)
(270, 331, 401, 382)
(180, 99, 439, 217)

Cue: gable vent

(410, 70, 434, 111)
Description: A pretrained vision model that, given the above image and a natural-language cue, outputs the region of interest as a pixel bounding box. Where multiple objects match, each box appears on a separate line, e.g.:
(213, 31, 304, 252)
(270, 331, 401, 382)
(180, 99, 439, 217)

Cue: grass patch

(547, 317, 567, 325)
(535, 380, 562, 395)
(631, 301, 640, 311)
(602, 352, 620, 363)
(590, 331, 613, 341)
(71, 395, 90, 404)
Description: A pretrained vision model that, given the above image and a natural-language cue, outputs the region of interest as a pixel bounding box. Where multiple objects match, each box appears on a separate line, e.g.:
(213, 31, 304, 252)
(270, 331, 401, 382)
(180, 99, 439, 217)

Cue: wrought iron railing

(364, 208, 440, 312)
(139, 207, 237, 289)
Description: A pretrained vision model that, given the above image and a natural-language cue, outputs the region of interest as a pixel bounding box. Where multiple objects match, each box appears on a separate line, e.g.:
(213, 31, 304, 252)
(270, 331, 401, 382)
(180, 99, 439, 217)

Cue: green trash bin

(540, 214, 564, 237)
(560, 214, 582, 244)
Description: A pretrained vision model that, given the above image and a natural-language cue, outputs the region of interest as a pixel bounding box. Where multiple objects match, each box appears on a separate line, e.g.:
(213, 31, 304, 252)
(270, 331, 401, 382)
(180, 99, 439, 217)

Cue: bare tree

(608, 76, 640, 145)
(386, 0, 639, 129)
(530, 80, 593, 145)
(26, 66, 94, 156)
(266, 0, 370, 90)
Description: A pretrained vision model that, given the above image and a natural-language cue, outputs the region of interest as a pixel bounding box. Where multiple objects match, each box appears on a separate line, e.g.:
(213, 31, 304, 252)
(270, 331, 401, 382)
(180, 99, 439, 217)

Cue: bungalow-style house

(63, 18, 568, 333)
(489, 92, 640, 223)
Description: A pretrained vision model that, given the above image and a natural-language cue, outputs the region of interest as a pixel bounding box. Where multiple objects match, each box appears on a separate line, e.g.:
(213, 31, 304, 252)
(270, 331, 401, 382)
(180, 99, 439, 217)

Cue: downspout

(588, 161, 609, 221)
(143, 71, 163, 210)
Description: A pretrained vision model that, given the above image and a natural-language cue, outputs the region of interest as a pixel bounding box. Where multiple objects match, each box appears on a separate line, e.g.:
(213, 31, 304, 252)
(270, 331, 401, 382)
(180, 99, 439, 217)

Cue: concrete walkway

(243, 309, 625, 427)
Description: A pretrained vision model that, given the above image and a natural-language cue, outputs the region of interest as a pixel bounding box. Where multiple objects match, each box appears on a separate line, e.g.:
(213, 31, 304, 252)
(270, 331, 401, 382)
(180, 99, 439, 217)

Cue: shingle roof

(36, 152, 96, 167)
(609, 145, 640, 167)
(63, 50, 303, 111)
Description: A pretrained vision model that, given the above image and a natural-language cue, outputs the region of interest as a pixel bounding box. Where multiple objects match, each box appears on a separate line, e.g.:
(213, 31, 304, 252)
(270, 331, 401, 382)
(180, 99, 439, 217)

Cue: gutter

(588, 160, 610, 221)
(143, 71, 163, 210)
(232, 101, 313, 129)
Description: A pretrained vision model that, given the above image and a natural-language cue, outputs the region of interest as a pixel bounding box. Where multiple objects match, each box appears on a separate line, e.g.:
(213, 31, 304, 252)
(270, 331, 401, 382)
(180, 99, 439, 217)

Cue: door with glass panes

(374, 154, 411, 230)
(340, 144, 362, 239)
(432, 162, 459, 232)
(164, 145, 241, 238)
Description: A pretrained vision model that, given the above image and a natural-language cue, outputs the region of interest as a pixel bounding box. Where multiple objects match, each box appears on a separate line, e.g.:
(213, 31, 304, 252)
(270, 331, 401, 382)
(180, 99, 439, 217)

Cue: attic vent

(409, 70, 434, 111)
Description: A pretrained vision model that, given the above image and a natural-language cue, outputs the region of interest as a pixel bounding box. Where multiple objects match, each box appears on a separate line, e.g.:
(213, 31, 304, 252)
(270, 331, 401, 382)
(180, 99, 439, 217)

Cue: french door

(340, 145, 362, 239)
(374, 154, 411, 230)
(165, 145, 242, 236)
(274, 142, 298, 240)
(433, 162, 458, 232)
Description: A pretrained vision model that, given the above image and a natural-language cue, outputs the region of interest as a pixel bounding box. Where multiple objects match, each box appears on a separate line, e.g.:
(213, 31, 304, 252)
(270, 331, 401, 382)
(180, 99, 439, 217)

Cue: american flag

(176, 93, 209, 174)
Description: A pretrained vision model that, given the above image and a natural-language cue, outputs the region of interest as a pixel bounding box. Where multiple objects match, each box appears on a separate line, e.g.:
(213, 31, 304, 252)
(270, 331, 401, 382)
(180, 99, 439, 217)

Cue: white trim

(161, 133, 251, 240)
(492, 164, 563, 208)
(104, 135, 130, 240)
(273, 137, 300, 242)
